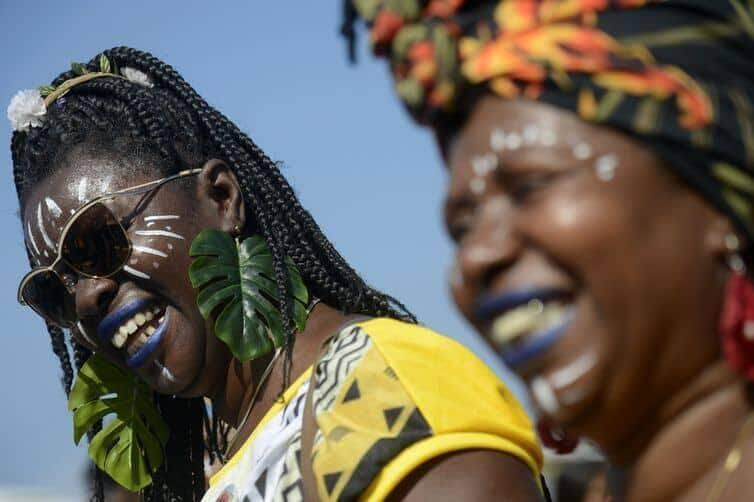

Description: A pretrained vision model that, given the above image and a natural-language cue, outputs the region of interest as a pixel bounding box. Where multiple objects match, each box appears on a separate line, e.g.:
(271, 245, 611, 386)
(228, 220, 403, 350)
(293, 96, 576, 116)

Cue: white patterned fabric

(202, 380, 309, 502)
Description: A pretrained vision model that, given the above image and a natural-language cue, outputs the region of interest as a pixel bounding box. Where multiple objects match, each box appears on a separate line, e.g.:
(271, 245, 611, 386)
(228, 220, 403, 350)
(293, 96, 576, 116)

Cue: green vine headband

(7, 54, 153, 133)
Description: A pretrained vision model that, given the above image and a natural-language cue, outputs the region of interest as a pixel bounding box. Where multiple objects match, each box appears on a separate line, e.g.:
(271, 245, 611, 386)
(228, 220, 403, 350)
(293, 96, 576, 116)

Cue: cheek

(125, 216, 194, 293)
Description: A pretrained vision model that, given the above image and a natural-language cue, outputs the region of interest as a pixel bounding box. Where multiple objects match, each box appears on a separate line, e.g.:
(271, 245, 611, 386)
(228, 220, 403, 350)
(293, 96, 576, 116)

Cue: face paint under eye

(45, 197, 63, 218)
(595, 154, 619, 181)
(572, 142, 593, 160)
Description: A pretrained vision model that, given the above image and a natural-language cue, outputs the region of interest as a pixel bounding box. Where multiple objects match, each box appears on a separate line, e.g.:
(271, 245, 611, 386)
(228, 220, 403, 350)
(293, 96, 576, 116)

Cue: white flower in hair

(7, 89, 46, 132)
(121, 67, 154, 88)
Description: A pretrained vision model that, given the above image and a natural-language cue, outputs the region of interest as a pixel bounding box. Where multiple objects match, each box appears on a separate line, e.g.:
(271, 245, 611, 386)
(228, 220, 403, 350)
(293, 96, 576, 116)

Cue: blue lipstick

(126, 310, 168, 369)
(498, 310, 575, 368)
(476, 288, 569, 321)
(98, 299, 155, 343)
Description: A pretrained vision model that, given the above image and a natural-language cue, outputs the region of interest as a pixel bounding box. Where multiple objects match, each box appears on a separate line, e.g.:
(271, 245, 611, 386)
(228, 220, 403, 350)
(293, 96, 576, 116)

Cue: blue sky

(0, 1, 522, 496)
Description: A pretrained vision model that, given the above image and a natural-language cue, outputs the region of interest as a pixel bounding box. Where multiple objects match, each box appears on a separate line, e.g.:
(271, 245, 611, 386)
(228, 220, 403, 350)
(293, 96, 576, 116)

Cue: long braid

(12, 46, 416, 500)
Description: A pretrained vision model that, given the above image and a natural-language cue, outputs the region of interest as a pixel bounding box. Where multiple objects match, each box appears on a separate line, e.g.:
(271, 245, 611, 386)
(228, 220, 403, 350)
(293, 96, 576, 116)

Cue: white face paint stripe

(134, 230, 184, 240)
(26, 221, 41, 256)
(549, 352, 597, 389)
(45, 197, 62, 218)
(146, 222, 155, 227)
(132, 245, 168, 258)
(154, 360, 178, 383)
(37, 203, 56, 250)
(144, 215, 180, 221)
(531, 376, 560, 415)
(77, 178, 88, 203)
(123, 265, 151, 280)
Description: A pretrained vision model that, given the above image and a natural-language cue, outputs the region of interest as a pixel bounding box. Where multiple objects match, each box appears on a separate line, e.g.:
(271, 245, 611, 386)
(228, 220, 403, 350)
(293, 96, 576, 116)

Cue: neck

(614, 361, 750, 501)
(211, 303, 354, 454)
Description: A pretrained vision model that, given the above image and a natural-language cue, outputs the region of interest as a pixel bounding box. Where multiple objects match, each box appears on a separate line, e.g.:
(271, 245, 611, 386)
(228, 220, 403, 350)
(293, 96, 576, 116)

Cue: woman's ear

(196, 159, 246, 234)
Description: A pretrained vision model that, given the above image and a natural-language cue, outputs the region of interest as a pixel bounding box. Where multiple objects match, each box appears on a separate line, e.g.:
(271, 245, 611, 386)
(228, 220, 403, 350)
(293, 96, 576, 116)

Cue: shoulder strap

(300, 316, 369, 501)
(301, 367, 320, 501)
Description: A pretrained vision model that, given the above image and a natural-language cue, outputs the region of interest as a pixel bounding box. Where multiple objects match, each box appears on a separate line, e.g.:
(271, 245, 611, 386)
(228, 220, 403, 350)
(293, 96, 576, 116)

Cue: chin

(480, 294, 610, 426)
(131, 307, 210, 397)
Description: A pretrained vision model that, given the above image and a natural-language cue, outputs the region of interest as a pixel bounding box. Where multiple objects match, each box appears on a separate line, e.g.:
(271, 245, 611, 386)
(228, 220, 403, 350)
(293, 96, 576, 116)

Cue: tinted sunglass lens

(22, 270, 75, 326)
(62, 203, 130, 277)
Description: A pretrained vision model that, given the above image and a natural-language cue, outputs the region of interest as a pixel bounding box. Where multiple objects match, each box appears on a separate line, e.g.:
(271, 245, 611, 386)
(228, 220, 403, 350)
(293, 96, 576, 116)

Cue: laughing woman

(9, 47, 544, 501)
(349, 0, 754, 500)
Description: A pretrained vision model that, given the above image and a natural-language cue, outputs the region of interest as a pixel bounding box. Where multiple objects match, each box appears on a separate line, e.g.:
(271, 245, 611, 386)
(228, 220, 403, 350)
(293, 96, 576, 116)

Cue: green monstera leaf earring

(189, 229, 309, 361)
(68, 354, 169, 492)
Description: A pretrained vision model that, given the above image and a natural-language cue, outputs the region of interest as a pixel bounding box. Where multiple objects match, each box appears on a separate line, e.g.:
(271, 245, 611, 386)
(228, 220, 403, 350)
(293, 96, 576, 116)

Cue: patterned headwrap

(347, 0, 754, 255)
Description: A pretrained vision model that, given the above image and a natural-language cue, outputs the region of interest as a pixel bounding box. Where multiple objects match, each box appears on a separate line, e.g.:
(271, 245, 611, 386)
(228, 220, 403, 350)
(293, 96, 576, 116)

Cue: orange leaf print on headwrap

(372, 10, 405, 48)
(594, 67, 713, 128)
(425, 0, 466, 18)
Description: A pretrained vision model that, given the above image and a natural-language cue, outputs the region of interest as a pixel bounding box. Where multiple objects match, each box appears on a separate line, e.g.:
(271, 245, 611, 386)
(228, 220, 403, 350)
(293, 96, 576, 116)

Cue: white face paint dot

(146, 222, 155, 227)
(167, 244, 174, 250)
(70, 208, 76, 215)
(490, 128, 506, 151)
(165, 226, 172, 231)
(595, 154, 619, 181)
(44, 250, 49, 258)
(130, 258, 138, 265)
(505, 132, 522, 150)
(541, 129, 557, 146)
(470, 178, 486, 195)
(152, 262, 160, 269)
(572, 142, 593, 160)
(523, 124, 540, 144)
(472, 153, 498, 176)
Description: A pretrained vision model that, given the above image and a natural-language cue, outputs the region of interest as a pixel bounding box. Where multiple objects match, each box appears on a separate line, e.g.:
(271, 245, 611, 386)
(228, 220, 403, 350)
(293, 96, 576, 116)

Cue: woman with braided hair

(9, 47, 544, 501)
(349, 0, 754, 500)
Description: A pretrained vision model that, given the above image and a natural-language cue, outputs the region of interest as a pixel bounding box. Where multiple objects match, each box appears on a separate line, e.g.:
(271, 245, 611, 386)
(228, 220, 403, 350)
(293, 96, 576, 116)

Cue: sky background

(0, 2, 525, 498)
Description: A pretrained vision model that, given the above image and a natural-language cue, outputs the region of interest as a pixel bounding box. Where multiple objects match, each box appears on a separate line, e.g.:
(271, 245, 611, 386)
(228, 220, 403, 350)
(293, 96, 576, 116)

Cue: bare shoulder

(389, 450, 544, 502)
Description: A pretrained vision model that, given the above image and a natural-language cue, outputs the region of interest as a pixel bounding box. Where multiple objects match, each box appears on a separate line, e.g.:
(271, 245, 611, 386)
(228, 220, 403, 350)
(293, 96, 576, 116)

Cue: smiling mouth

(98, 300, 168, 368)
(478, 288, 574, 367)
(111, 305, 165, 355)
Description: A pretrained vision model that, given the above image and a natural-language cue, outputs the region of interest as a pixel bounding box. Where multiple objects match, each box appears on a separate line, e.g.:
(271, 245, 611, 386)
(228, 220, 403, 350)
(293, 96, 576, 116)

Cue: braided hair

(12, 47, 415, 501)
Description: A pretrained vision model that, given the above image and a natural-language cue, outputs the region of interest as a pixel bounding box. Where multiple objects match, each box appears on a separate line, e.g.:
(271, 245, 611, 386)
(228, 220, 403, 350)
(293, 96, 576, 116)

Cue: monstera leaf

(68, 355, 168, 492)
(189, 230, 309, 361)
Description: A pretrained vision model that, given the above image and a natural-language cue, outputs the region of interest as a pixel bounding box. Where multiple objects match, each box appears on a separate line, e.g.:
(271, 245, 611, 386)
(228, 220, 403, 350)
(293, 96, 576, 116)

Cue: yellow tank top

(206, 318, 542, 501)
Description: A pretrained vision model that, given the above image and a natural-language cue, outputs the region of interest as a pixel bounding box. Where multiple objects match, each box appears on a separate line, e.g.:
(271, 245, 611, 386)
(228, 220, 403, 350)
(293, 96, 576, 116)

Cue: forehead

(22, 151, 155, 218)
(445, 97, 646, 185)
(20, 151, 162, 263)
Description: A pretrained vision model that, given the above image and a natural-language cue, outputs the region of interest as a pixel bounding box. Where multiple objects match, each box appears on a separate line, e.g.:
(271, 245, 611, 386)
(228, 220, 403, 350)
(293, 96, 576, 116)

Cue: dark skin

(22, 145, 542, 501)
(439, 95, 754, 500)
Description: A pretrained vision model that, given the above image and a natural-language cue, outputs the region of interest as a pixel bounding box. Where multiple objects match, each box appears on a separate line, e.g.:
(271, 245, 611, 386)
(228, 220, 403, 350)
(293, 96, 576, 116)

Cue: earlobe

(197, 159, 246, 234)
(704, 211, 739, 260)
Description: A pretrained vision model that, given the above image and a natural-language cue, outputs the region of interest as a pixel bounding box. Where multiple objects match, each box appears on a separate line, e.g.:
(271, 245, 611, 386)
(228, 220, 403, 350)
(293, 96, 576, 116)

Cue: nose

(75, 277, 119, 320)
(456, 196, 522, 294)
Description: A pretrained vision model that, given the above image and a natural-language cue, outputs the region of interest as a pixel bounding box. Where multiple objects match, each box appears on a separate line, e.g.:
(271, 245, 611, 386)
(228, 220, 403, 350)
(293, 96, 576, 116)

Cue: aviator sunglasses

(17, 168, 201, 327)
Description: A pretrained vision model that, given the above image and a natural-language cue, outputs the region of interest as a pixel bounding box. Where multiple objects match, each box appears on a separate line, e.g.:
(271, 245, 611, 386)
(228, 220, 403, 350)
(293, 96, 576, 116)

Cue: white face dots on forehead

(464, 123, 621, 197)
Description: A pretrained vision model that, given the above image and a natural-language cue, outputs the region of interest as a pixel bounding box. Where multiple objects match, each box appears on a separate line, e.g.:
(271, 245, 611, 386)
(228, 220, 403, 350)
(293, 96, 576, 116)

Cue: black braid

(12, 47, 415, 500)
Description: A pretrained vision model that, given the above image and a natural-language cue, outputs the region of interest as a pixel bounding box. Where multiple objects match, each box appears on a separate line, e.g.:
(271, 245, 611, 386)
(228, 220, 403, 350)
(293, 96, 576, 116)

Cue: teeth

(110, 305, 164, 351)
(125, 320, 138, 334)
(112, 331, 128, 349)
(491, 301, 566, 346)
